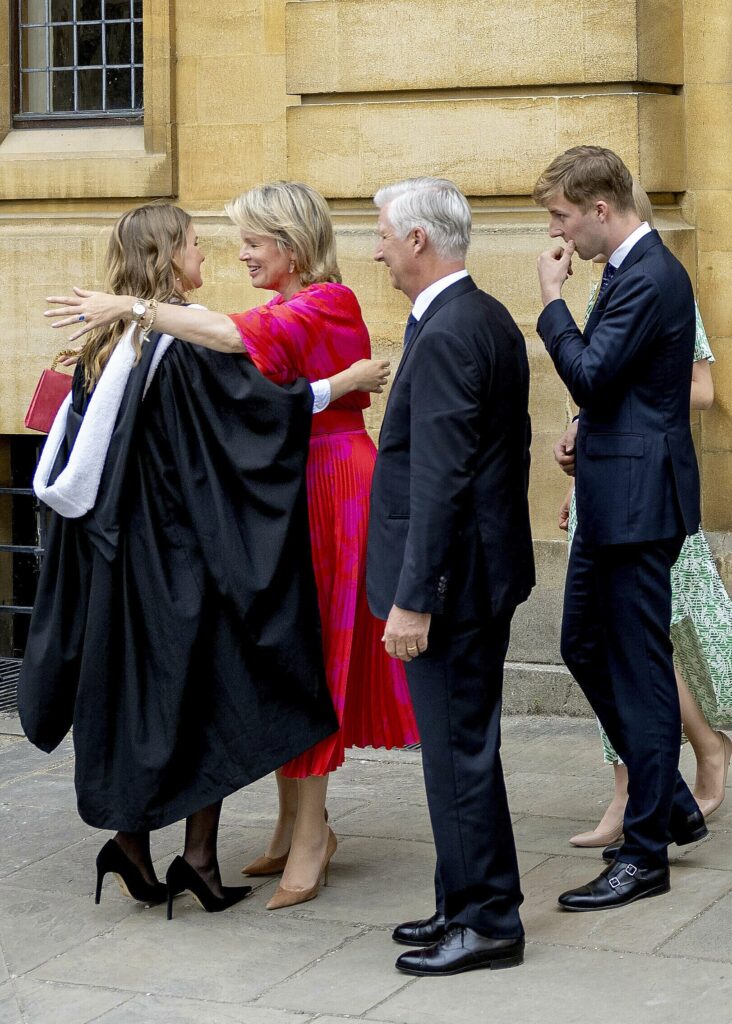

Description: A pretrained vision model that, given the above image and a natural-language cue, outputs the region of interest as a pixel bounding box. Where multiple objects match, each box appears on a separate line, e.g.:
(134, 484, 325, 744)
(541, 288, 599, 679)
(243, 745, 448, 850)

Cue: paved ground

(0, 714, 730, 1024)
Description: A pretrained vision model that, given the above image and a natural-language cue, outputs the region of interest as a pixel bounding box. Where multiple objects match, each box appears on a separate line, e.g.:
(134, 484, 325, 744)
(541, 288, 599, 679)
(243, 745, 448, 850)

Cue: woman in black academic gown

(18, 203, 339, 918)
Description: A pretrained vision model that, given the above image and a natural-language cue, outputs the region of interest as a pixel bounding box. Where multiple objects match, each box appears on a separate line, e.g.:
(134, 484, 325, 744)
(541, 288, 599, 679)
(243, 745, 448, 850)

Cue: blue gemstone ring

(78, 313, 85, 322)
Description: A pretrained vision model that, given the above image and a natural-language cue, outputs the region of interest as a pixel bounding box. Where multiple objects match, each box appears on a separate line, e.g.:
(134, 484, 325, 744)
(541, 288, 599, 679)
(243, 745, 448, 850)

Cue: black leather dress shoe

(392, 911, 446, 947)
(603, 810, 708, 863)
(669, 809, 708, 846)
(558, 861, 670, 911)
(395, 926, 524, 976)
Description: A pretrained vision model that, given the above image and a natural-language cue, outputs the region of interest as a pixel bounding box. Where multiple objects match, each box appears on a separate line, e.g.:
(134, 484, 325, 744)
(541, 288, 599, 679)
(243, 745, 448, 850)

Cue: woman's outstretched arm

(47, 287, 391, 401)
(46, 288, 242, 353)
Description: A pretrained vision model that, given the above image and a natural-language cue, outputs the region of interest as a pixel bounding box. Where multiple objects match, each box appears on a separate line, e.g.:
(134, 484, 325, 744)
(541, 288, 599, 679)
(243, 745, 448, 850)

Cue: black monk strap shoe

(392, 911, 446, 947)
(602, 809, 709, 863)
(558, 861, 670, 912)
(395, 925, 524, 976)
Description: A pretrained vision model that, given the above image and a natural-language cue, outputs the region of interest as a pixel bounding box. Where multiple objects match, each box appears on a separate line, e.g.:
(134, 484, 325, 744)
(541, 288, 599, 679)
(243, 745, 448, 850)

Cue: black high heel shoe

(165, 856, 252, 920)
(95, 839, 167, 906)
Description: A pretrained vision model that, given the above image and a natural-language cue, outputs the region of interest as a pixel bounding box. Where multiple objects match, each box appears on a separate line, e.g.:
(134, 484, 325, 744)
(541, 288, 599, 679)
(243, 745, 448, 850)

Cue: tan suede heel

(266, 828, 337, 910)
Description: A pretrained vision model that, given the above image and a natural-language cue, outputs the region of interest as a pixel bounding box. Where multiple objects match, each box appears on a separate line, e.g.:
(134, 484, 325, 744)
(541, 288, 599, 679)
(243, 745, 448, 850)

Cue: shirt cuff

(310, 378, 331, 414)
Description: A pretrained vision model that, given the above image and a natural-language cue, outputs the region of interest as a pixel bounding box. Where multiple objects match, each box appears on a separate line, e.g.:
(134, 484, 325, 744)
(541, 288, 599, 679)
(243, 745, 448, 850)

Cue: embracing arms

(45, 288, 390, 399)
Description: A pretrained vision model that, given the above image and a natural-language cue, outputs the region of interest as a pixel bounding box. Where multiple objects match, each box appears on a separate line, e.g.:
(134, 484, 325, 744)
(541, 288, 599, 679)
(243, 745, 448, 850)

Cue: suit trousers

(561, 530, 698, 868)
(404, 559, 524, 939)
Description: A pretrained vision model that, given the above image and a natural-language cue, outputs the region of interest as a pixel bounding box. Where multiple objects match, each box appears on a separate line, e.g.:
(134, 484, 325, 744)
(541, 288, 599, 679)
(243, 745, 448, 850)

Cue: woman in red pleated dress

(226, 183, 418, 908)
(47, 181, 419, 909)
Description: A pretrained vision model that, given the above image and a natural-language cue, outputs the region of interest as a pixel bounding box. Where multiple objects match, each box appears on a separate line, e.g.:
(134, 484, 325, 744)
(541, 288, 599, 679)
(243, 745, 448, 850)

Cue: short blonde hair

(533, 145, 635, 213)
(225, 181, 341, 286)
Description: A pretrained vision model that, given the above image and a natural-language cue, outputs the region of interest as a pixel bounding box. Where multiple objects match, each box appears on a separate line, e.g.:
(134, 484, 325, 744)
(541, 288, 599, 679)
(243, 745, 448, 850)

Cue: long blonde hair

(225, 182, 341, 286)
(632, 179, 655, 228)
(80, 203, 192, 390)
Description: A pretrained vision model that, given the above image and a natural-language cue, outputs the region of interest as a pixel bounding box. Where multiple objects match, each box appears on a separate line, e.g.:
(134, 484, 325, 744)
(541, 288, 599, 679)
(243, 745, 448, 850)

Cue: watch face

(132, 301, 147, 319)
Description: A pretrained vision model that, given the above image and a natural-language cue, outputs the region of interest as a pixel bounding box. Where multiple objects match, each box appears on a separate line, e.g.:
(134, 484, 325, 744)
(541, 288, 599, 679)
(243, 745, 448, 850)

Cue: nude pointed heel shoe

(695, 731, 732, 820)
(265, 827, 337, 910)
(242, 808, 329, 877)
(241, 851, 289, 876)
(569, 822, 624, 848)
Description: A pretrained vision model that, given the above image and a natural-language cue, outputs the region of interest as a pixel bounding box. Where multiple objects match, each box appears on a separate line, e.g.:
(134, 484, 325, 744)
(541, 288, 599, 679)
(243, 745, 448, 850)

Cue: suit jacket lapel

(584, 230, 663, 338)
(390, 276, 478, 390)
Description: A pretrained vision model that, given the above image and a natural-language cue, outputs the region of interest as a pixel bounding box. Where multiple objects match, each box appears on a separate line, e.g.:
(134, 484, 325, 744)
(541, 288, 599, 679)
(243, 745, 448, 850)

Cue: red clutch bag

(24, 352, 76, 433)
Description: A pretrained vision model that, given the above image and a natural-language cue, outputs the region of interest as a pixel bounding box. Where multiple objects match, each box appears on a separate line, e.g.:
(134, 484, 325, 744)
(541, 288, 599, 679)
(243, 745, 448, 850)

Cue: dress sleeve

(228, 299, 306, 385)
(693, 301, 715, 363)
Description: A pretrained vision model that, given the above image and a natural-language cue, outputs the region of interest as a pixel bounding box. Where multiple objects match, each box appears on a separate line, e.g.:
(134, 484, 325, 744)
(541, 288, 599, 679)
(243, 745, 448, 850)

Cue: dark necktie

(597, 262, 617, 299)
(403, 313, 418, 353)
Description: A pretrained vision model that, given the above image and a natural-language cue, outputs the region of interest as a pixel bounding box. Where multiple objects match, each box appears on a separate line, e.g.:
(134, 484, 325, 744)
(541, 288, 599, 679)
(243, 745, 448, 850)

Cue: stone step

(503, 661, 591, 717)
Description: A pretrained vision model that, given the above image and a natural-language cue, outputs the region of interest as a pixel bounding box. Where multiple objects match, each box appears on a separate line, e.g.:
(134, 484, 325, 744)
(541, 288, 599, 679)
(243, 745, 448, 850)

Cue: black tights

(115, 799, 224, 896)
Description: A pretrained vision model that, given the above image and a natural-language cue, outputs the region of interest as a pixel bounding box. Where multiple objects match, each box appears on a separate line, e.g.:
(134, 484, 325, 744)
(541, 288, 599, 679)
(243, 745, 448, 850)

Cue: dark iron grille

(17, 0, 143, 121)
(0, 439, 47, 659)
(0, 658, 22, 715)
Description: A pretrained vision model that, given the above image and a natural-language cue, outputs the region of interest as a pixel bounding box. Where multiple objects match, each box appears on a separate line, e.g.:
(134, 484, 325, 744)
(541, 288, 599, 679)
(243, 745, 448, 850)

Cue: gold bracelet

(142, 299, 158, 339)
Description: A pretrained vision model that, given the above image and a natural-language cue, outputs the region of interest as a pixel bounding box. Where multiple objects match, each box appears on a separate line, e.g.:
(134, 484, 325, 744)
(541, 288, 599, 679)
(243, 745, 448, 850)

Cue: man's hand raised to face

(537, 240, 575, 307)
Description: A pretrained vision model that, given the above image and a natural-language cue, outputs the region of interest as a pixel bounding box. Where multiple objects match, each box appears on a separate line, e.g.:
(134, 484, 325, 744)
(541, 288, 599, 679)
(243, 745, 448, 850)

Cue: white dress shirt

(608, 222, 652, 269)
(310, 378, 331, 413)
(412, 269, 469, 320)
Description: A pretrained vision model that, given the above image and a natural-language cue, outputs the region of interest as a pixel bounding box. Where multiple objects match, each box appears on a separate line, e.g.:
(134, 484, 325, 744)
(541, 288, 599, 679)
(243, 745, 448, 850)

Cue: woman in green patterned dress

(557, 184, 732, 847)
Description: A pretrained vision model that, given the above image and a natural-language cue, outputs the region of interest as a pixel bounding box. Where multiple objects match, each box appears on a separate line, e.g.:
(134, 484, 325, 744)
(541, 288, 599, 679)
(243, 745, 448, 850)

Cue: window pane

(106, 67, 131, 108)
(49, 0, 74, 21)
(77, 23, 103, 64)
(20, 0, 47, 25)
(50, 26, 74, 67)
(21, 27, 47, 70)
(105, 0, 131, 17)
(16, 0, 145, 121)
(77, 68, 103, 109)
(20, 71, 48, 113)
(78, 0, 103, 19)
(51, 70, 75, 111)
(107, 21, 131, 64)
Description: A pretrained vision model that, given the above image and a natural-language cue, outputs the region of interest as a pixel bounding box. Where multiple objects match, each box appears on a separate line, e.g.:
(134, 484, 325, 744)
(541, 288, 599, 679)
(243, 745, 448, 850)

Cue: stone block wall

(0, 0, 729, 697)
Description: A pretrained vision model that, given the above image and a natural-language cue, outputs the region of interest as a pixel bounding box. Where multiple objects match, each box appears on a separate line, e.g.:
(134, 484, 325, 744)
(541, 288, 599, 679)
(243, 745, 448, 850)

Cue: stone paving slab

(328, 797, 436, 845)
(519, 851, 732, 954)
(676, 830, 732, 870)
(0, 803, 100, 880)
(0, 978, 128, 1024)
(254, 929, 412, 1017)
(362, 943, 732, 1024)
(32, 910, 360, 1005)
(0, 716, 729, 1024)
(0, 884, 137, 978)
(0, 737, 73, 786)
(658, 889, 732, 962)
(92, 994, 312, 1024)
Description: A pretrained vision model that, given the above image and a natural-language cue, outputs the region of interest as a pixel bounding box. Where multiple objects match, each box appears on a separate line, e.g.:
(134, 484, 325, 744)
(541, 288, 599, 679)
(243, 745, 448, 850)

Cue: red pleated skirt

(281, 410, 418, 777)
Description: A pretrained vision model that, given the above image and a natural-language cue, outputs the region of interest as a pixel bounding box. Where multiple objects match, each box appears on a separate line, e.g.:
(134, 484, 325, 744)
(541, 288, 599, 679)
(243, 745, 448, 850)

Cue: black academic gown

(18, 335, 337, 832)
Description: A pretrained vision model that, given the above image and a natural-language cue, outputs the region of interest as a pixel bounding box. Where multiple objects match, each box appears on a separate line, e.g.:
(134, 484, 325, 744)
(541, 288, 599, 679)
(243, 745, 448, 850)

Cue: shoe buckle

(625, 864, 637, 877)
(609, 875, 620, 889)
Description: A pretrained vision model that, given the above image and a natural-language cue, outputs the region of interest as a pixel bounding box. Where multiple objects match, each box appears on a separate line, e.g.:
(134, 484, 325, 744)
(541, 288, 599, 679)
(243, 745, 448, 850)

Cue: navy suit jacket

(367, 276, 535, 621)
(537, 230, 700, 546)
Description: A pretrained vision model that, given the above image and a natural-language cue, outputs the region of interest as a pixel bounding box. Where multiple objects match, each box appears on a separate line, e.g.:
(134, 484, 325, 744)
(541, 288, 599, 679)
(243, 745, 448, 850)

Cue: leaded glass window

(15, 0, 143, 125)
